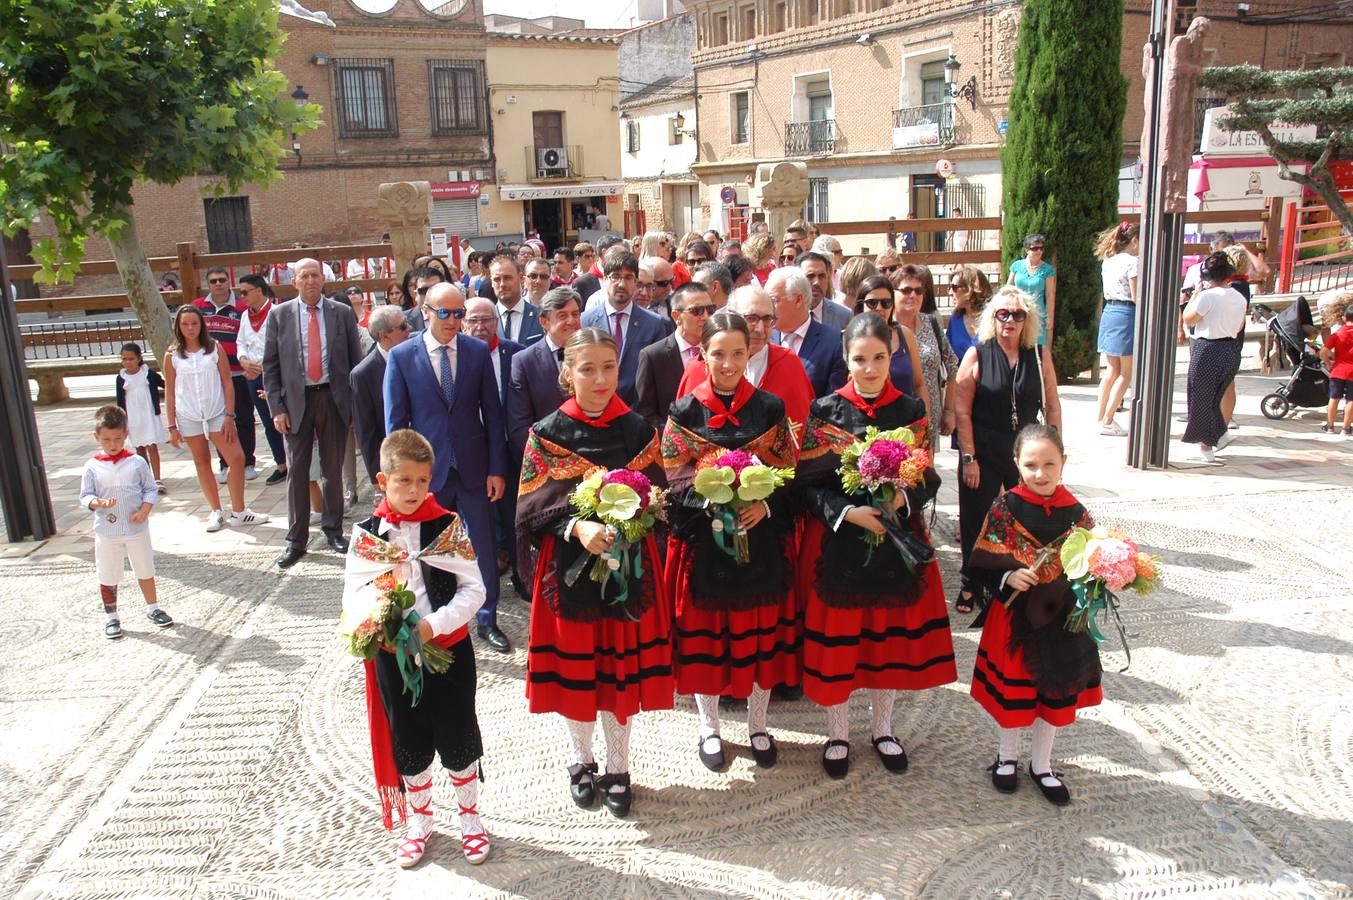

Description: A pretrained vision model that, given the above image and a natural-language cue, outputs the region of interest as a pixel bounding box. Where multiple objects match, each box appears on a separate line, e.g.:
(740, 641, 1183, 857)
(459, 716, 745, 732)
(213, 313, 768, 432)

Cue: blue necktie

(439, 344, 457, 407)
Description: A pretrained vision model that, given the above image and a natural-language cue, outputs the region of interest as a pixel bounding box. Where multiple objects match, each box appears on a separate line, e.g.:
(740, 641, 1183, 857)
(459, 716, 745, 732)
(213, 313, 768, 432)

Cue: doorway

(910, 176, 943, 252)
(530, 199, 563, 251)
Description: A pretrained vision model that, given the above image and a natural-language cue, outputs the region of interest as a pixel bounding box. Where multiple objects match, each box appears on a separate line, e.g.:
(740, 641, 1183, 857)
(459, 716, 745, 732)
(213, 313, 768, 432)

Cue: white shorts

(177, 414, 227, 437)
(95, 531, 156, 584)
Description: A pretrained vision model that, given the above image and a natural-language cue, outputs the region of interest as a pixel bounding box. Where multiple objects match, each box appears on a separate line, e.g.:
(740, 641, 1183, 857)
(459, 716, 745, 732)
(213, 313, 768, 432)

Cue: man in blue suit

(490, 255, 545, 346)
(767, 266, 848, 398)
(579, 252, 668, 406)
(507, 286, 581, 460)
(384, 283, 513, 653)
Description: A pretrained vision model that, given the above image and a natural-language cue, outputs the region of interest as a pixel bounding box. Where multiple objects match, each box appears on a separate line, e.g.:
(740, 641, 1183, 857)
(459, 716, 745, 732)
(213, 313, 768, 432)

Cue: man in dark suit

(263, 257, 365, 568)
(799, 250, 852, 331)
(570, 234, 624, 303)
(348, 304, 412, 487)
(507, 286, 581, 458)
(491, 255, 545, 346)
(384, 283, 512, 653)
(635, 282, 713, 427)
(403, 266, 444, 333)
(767, 266, 848, 397)
(579, 253, 669, 406)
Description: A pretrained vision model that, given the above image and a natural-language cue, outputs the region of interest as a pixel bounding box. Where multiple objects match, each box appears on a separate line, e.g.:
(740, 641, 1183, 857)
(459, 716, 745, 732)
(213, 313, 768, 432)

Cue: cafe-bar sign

(499, 181, 625, 201)
(1199, 107, 1316, 157)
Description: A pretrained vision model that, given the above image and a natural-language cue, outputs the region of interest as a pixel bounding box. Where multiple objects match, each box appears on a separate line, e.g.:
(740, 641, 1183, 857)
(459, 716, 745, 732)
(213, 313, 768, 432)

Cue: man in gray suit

(263, 257, 365, 568)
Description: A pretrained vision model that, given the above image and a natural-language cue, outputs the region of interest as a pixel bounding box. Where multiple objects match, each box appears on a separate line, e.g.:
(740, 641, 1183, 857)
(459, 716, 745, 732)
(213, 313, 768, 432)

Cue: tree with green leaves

(999, 0, 1128, 380)
(1200, 64, 1353, 239)
(0, 0, 318, 359)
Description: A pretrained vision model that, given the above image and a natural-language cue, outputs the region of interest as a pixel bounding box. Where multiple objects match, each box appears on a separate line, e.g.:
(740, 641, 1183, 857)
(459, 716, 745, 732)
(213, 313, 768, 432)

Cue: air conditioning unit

(536, 146, 569, 178)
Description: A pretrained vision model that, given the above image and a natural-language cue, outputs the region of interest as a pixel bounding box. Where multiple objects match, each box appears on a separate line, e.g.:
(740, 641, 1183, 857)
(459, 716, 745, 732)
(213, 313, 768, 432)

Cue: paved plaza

(3, 357, 1352, 899)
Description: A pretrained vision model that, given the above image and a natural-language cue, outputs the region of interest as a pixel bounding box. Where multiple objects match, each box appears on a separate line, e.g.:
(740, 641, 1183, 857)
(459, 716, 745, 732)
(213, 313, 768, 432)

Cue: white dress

(171, 347, 227, 425)
(121, 366, 168, 448)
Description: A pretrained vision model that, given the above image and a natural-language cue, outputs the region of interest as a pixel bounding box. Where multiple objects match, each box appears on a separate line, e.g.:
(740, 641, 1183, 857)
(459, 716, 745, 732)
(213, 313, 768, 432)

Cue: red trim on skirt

(526, 534, 675, 726)
(969, 595, 1102, 728)
(798, 519, 957, 706)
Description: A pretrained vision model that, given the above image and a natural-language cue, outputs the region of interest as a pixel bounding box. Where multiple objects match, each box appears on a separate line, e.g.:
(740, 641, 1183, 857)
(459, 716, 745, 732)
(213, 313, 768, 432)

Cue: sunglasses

(416, 284, 440, 296)
(879, 265, 899, 275)
(949, 282, 969, 292)
(994, 308, 1028, 323)
(862, 296, 894, 311)
(679, 304, 717, 317)
(526, 272, 551, 279)
(208, 277, 229, 285)
(742, 313, 776, 327)
(685, 256, 709, 265)
(1028, 245, 1045, 252)
(424, 305, 466, 320)
(654, 279, 674, 288)
(897, 286, 923, 295)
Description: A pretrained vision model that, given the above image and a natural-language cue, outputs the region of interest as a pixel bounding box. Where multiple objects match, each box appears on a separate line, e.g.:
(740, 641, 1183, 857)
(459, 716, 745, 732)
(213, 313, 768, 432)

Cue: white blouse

(1185, 286, 1247, 340)
(171, 347, 227, 422)
(1101, 252, 1138, 303)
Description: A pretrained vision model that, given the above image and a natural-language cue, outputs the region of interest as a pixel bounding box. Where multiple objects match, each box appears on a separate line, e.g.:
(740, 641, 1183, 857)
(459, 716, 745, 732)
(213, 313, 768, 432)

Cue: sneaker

(1345, 427, 1353, 436)
(156, 480, 167, 495)
(1215, 431, 1235, 452)
(146, 608, 174, 628)
(216, 469, 228, 485)
(1196, 445, 1218, 463)
(1227, 420, 1239, 430)
(244, 465, 259, 481)
(104, 619, 123, 640)
(227, 508, 270, 528)
(309, 511, 322, 526)
(206, 509, 227, 532)
(264, 468, 288, 486)
(1322, 424, 1336, 434)
(1099, 421, 1127, 436)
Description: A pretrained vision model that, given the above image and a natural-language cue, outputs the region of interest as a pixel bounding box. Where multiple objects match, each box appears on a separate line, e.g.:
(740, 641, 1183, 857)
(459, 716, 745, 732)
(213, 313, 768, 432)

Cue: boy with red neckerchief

(80, 405, 172, 640)
(342, 429, 491, 868)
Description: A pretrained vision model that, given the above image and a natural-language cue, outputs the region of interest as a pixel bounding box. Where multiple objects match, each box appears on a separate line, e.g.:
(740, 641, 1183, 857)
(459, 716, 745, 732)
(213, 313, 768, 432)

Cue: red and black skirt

(798, 518, 956, 706)
(526, 534, 675, 725)
(970, 597, 1102, 728)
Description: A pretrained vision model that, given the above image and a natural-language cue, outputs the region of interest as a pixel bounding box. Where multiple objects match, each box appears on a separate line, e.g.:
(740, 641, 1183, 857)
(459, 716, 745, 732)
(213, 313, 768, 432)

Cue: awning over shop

(499, 181, 624, 201)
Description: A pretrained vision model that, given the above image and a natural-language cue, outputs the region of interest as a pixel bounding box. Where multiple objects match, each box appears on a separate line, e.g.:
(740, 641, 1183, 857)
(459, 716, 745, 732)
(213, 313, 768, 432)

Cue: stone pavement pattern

(3, 361, 1352, 898)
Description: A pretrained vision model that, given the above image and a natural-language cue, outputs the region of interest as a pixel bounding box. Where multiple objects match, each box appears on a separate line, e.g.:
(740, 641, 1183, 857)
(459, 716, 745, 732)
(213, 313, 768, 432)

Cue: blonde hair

(676, 231, 702, 257)
(977, 285, 1042, 348)
(639, 232, 670, 258)
(1095, 222, 1139, 260)
(742, 232, 775, 267)
(838, 256, 879, 307)
(557, 328, 619, 396)
(875, 248, 902, 268)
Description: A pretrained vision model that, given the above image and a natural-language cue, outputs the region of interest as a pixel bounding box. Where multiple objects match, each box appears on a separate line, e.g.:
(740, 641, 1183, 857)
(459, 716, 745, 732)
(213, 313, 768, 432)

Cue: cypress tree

(1000, 0, 1128, 379)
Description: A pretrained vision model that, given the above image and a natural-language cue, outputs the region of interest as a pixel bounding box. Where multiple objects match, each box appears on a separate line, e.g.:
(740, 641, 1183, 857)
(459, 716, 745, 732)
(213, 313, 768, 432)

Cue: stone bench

(26, 356, 127, 405)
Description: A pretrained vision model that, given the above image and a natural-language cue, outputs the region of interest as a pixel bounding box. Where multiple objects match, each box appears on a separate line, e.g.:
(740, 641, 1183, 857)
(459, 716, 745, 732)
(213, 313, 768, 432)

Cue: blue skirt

(1097, 301, 1136, 356)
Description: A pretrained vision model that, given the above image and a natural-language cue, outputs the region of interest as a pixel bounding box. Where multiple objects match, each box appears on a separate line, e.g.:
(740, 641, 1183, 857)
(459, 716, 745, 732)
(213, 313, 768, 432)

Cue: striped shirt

(193, 296, 244, 375)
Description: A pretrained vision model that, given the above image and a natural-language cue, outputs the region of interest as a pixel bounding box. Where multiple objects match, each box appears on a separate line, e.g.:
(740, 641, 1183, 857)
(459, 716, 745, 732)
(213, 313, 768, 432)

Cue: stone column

(751, 161, 809, 240)
(377, 181, 432, 277)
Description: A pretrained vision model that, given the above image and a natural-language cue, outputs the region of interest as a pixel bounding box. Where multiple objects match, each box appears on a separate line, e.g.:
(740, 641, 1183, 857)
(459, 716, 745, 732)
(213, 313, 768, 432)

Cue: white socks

(448, 763, 483, 837)
(695, 694, 721, 741)
(869, 690, 902, 756)
(995, 726, 1020, 776)
(599, 712, 631, 793)
(747, 685, 771, 751)
(1030, 718, 1060, 785)
(565, 717, 596, 767)
(824, 703, 850, 759)
(403, 763, 437, 839)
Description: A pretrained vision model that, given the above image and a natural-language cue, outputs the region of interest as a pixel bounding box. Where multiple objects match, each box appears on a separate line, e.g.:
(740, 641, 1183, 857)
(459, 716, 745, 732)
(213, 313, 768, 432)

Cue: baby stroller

(1253, 297, 1329, 419)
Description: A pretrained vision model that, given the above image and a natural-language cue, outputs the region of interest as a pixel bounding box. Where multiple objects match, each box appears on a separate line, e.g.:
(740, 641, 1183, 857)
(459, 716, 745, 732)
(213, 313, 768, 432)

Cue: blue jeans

(248, 376, 286, 467)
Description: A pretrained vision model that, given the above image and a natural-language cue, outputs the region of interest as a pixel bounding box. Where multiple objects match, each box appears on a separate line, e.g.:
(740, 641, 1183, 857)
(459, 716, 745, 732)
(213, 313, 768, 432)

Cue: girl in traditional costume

(662, 311, 799, 771)
(967, 424, 1100, 805)
(517, 329, 673, 818)
(796, 313, 957, 778)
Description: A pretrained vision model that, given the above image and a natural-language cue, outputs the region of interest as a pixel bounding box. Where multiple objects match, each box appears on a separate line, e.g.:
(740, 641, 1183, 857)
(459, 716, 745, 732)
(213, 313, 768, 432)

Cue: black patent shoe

(872, 736, 909, 773)
(599, 772, 632, 818)
(698, 735, 726, 771)
(749, 732, 778, 768)
(1029, 764, 1071, 806)
(568, 762, 598, 808)
(822, 739, 850, 779)
(988, 757, 1018, 794)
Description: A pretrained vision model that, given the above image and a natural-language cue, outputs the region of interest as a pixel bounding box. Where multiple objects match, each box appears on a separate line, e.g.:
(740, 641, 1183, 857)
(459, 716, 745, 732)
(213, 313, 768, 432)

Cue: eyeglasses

(208, 277, 228, 285)
(897, 286, 923, 295)
(424, 305, 466, 320)
(679, 304, 717, 317)
(742, 314, 776, 327)
(879, 265, 899, 275)
(654, 278, 674, 288)
(994, 308, 1029, 323)
(862, 296, 894, 311)
(464, 315, 497, 325)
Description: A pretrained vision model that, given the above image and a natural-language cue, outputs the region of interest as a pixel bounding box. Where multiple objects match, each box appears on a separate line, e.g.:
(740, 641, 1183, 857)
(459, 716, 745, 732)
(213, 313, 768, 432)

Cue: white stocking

(565, 716, 596, 767)
(1031, 718, 1060, 786)
(824, 702, 850, 760)
(695, 693, 721, 740)
(995, 725, 1020, 777)
(600, 712, 632, 791)
(403, 762, 436, 839)
(448, 763, 483, 838)
(869, 689, 902, 756)
(747, 685, 771, 750)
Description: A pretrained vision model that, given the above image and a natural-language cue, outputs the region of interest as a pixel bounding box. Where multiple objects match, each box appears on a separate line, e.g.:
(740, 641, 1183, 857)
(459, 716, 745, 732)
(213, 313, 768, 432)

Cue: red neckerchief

(94, 449, 135, 463)
(374, 494, 451, 525)
(693, 377, 755, 428)
(486, 334, 500, 352)
(837, 379, 903, 419)
(247, 300, 272, 332)
(560, 394, 630, 427)
(1010, 484, 1078, 517)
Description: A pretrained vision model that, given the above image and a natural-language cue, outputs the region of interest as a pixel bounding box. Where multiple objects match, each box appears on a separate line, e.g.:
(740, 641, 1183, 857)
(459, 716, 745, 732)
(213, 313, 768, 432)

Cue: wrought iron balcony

(892, 102, 953, 148)
(526, 145, 583, 182)
(784, 120, 836, 156)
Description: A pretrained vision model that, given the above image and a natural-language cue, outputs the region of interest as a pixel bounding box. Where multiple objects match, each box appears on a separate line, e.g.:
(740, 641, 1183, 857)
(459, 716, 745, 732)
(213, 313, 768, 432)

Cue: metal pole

(0, 241, 57, 542)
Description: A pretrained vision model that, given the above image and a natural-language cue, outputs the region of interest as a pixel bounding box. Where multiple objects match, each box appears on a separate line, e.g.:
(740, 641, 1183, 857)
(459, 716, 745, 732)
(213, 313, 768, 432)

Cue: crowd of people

(82, 216, 1294, 869)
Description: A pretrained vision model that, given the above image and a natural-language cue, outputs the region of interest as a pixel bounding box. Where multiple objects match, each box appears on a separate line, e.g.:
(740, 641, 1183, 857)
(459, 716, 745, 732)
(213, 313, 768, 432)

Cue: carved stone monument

(751, 162, 809, 238)
(1141, 17, 1211, 213)
(377, 181, 433, 275)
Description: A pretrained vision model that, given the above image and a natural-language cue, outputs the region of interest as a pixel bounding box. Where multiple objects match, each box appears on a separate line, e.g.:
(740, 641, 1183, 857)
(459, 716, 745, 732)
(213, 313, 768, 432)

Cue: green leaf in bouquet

(597, 483, 642, 521)
(694, 466, 736, 504)
(1060, 527, 1091, 580)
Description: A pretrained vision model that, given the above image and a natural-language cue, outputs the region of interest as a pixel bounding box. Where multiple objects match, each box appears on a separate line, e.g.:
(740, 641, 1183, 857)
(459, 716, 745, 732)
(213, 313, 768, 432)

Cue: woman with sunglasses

(946, 266, 993, 362)
(853, 275, 928, 413)
(892, 265, 958, 453)
(838, 256, 878, 310)
(1007, 235, 1057, 347)
(778, 241, 800, 268)
(952, 286, 1062, 615)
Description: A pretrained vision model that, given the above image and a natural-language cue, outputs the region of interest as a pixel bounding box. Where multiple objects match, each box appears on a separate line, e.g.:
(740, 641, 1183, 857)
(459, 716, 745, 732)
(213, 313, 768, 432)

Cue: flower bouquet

(838, 425, 932, 565)
(340, 578, 453, 706)
(692, 450, 795, 564)
(564, 468, 667, 614)
(1058, 525, 1160, 666)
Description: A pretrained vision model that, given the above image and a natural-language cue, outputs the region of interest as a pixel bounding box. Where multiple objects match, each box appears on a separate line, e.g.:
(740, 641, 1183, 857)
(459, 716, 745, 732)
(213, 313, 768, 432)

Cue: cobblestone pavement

(3, 361, 1352, 898)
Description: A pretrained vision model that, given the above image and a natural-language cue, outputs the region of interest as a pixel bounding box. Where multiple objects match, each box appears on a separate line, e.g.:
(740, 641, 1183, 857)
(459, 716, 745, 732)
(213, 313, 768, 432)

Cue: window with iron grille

(804, 178, 828, 223)
(428, 59, 487, 135)
(334, 58, 398, 138)
(626, 120, 641, 153)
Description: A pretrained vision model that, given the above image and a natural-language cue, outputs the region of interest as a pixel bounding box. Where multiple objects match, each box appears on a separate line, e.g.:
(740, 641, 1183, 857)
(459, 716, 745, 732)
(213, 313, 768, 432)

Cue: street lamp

(943, 54, 978, 111)
(290, 85, 309, 162)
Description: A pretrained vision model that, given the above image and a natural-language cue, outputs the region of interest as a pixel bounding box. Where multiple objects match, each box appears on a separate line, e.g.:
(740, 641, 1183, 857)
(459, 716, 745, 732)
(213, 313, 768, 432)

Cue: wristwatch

(961, 453, 976, 464)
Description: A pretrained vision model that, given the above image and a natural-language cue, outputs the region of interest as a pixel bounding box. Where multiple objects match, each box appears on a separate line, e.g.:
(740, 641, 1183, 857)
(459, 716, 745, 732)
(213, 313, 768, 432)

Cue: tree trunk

(106, 205, 175, 362)
(1304, 166, 1353, 241)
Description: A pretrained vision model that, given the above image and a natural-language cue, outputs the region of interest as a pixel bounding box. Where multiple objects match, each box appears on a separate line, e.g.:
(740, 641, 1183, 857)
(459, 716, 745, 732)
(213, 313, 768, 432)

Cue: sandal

(954, 591, 975, 614)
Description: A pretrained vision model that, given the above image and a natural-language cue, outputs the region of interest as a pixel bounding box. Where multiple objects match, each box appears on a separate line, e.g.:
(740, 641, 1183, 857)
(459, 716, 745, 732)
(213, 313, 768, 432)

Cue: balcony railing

(785, 120, 835, 156)
(892, 102, 953, 148)
(525, 145, 583, 182)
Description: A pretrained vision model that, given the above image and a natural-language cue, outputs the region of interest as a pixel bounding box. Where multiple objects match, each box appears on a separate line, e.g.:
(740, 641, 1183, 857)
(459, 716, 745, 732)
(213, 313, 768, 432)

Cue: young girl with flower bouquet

(517, 329, 673, 819)
(966, 423, 1103, 806)
(662, 312, 800, 772)
(796, 314, 957, 779)
(339, 430, 489, 868)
